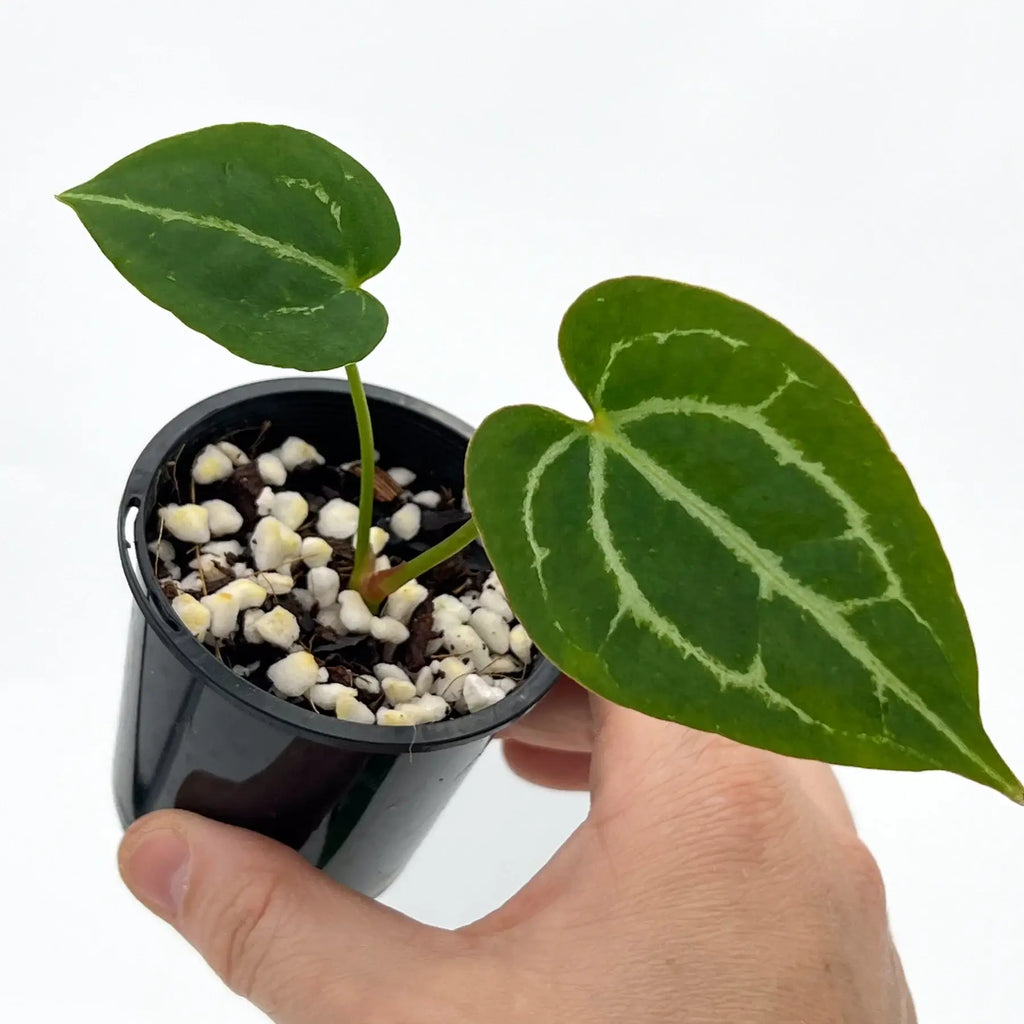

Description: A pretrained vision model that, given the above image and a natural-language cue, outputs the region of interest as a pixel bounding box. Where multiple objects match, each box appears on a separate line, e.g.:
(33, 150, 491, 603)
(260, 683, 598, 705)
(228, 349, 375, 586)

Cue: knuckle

(837, 836, 888, 914)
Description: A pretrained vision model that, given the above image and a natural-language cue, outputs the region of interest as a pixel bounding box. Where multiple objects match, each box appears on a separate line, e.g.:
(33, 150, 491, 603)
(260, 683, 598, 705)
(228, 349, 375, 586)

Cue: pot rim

(118, 376, 559, 753)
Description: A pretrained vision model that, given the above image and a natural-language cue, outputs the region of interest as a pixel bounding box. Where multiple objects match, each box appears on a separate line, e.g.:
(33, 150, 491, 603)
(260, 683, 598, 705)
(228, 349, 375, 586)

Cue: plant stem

(345, 363, 376, 590)
(364, 517, 480, 607)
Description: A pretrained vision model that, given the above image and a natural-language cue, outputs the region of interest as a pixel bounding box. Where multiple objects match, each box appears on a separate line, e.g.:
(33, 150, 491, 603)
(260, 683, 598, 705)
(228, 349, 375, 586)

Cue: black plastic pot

(114, 377, 560, 897)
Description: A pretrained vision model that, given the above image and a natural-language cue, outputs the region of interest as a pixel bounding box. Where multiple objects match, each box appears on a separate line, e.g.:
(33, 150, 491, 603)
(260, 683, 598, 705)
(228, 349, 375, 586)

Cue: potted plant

(58, 123, 1021, 895)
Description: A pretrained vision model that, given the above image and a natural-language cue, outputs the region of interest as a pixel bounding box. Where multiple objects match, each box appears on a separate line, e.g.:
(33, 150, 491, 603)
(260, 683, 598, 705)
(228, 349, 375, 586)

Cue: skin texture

(119, 676, 917, 1024)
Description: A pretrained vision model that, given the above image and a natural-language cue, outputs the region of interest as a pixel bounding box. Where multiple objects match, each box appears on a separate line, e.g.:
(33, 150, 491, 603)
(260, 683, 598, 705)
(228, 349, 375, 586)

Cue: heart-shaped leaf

(58, 123, 399, 370)
(467, 277, 1021, 799)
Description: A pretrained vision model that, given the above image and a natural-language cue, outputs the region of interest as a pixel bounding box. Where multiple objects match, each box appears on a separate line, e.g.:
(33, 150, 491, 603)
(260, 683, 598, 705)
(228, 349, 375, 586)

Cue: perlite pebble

(267, 651, 321, 696)
(336, 694, 375, 724)
(483, 655, 520, 676)
(149, 539, 176, 564)
(177, 572, 204, 594)
(354, 673, 381, 695)
(192, 444, 234, 485)
(389, 503, 421, 541)
(202, 498, 245, 536)
(412, 490, 441, 509)
(255, 606, 300, 648)
(317, 498, 359, 539)
(253, 571, 294, 595)
(375, 555, 391, 572)
(373, 663, 410, 683)
(433, 594, 470, 623)
(470, 608, 510, 655)
(382, 677, 418, 705)
(201, 590, 243, 639)
(370, 616, 410, 644)
(369, 526, 389, 554)
(392, 694, 448, 724)
(414, 666, 434, 695)
(159, 504, 210, 544)
(250, 516, 302, 571)
(376, 707, 414, 726)
(221, 577, 268, 610)
(270, 491, 308, 531)
(188, 553, 231, 582)
(443, 623, 487, 660)
(161, 563, 182, 581)
(493, 677, 518, 694)
(257, 452, 287, 486)
(483, 571, 505, 595)
(315, 604, 344, 633)
(276, 436, 325, 471)
(290, 587, 316, 612)
(301, 536, 332, 568)
(242, 609, 266, 643)
(309, 683, 357, 710)
(308, 566, 341, 608)
(463, 674, 506, 713)
(383, 581, 428, 625)
(215, 441, 249, 466)
(387, 466, 416, 488)
(509, 624, 532, 665)
(201, 539, 245, 561)
(478, 588, 513, 622)
(338, 590, 373, 633)
(256, 486, 275, 517)
(171, 594, 211, 642)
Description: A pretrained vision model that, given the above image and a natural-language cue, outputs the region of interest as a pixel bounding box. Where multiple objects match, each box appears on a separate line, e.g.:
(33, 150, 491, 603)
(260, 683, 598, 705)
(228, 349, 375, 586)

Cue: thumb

(119, 810, 472, 1024)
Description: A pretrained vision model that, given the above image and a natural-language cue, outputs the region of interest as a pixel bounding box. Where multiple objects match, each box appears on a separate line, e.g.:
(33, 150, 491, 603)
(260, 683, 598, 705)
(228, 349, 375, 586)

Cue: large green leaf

(58, 123, 399, 370)
(467, 277, 1021, 799)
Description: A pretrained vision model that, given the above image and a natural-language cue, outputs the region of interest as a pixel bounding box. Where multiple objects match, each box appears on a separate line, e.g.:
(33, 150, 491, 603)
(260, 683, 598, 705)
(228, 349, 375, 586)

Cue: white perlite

(253, 571, 294, 595)
(172, 594, 211, 642)
(389, 503, 421, 541)
(308, 566, 341, 608)
(387, 466, 416, 488)
(369, 526, 390, 554)
(256, 486, 276, 517)
(221, 577, 268, 609)
(374, 555, 391, 572)
(382, 677, 417, 705)
(149, 539, 175, 564)
(412, 490, 441, 508)
(201, 590, 243, 639)
(414, 666, 434, 695)
(354, 673, 381, 695)
(243, 609, 266, 643)
(383, 581, 428, 625)
(309, 682, 357, 710)
(470, 608, 510, 655)
(215, 441, 249, 466)
(276, 436, 325, 471)
(391, 694, 447, 724)
(201, 500, 244, 537)
(370, 616, 410, 643)
(270, 491, 309, 531)
(317, 498, 359, 539)
(301, 536, 332, 568)
(315, 603, 344, 633)
(509, 624, 532, 665)
(159, 504, 210, 544)
(290, 587, 316, 612)
(339, 590, 372, 633)
(336, 693, 375, 723)
(257, 452, 287, 486)
(373, 663, 410, 683)
(268, 651, 321, 696)
(463, 674, 506, 712)
(250, 516, 302, 571)
(255, 606, 301, 648)
(478, 588, 513, 621)
(192, 444, 234, 485)
(433, 593, 470, 626)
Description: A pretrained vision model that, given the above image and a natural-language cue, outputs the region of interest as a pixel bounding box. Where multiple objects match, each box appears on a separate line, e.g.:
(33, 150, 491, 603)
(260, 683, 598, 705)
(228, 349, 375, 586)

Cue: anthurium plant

(58, 122, 1021, 801)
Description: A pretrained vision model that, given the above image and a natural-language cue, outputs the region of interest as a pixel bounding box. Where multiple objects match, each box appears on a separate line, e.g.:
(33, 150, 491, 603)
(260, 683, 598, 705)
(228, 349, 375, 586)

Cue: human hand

(119, 677, 916, 1023)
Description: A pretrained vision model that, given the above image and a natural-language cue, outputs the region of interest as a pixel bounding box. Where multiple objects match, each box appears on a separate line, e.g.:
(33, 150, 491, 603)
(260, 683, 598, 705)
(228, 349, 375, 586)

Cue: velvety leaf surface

(467, 277, 1021, 798)
(58, 123, 399, 369)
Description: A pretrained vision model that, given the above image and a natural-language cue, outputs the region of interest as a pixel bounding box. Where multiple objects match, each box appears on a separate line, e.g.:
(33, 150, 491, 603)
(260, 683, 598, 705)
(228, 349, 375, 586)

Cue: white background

(1, 1, 1022, 1020)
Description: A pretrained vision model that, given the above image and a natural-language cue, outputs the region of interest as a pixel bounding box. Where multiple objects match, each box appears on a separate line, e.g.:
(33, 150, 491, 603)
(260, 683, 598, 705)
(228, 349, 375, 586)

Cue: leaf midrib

(58, 191, 358, 288)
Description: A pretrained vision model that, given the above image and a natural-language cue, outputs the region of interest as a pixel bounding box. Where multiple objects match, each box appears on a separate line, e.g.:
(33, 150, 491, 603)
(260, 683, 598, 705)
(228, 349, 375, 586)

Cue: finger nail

(122, 829, 191, 919)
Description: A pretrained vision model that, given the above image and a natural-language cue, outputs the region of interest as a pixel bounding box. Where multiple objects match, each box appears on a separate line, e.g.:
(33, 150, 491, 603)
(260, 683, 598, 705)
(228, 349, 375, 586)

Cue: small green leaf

(58, 123, 399, 370)
(467, 276, 1021, 800)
